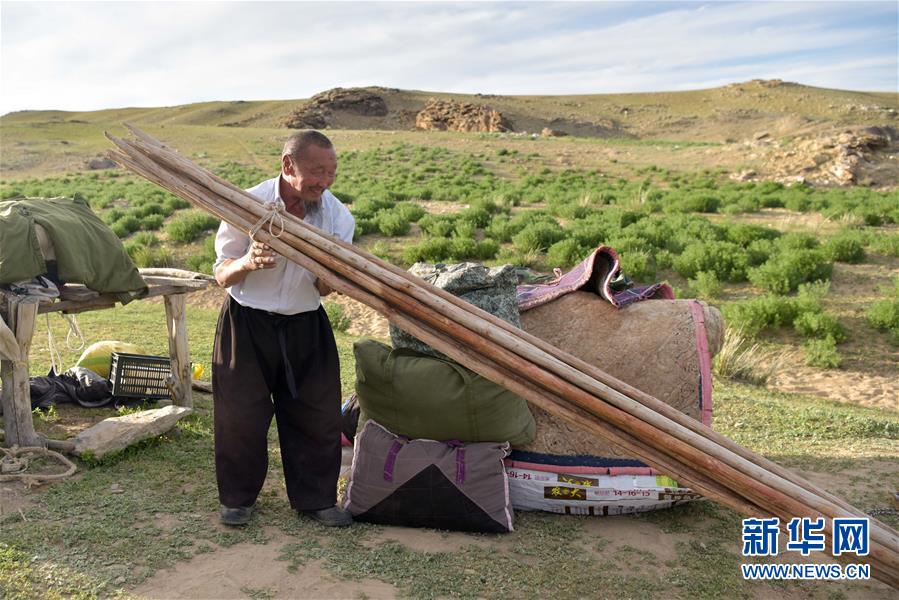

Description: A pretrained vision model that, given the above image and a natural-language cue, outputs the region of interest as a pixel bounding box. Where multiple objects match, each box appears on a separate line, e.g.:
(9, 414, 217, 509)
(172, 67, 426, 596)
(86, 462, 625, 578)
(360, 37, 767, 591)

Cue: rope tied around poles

(248, 197, 286, 242)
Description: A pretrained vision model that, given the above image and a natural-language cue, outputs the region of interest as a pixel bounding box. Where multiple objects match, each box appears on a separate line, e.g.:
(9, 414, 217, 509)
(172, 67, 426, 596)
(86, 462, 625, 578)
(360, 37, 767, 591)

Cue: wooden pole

(0, 296, 42, 447)
(163, 293, 192, 408)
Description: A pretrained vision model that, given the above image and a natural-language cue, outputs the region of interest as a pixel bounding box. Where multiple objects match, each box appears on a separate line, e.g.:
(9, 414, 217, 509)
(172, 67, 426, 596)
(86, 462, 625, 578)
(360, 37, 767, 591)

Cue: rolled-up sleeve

(213, 220, 250, 270)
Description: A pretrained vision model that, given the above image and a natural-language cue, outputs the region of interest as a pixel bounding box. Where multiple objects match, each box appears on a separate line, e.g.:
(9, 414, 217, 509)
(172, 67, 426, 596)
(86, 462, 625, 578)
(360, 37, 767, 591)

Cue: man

(212, 130, 354, 527)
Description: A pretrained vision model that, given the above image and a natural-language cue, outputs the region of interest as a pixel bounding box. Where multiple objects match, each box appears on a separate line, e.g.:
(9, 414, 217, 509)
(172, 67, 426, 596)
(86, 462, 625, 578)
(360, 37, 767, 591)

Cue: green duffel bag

(354, 339, 536, 445)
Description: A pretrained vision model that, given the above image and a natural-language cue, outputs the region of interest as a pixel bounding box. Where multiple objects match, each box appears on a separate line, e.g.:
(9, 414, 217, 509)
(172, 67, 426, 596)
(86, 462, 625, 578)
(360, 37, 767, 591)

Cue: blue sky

(1, 1, 896, 115)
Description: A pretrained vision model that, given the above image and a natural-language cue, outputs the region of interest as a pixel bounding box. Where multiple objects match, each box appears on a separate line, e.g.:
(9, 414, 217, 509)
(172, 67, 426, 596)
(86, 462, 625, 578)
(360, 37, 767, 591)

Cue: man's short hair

(282, 130, 334, 162)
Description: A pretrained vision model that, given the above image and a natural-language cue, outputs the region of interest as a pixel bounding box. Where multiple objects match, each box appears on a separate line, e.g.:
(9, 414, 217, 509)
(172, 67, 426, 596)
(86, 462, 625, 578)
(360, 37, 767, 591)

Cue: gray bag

(390, 262, 521, 358)
(344, 420, 514, 533)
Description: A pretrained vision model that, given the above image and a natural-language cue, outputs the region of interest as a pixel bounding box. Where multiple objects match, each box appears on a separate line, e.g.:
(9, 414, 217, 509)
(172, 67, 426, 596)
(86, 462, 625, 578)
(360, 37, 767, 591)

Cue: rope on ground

(0, 445, 77, 487)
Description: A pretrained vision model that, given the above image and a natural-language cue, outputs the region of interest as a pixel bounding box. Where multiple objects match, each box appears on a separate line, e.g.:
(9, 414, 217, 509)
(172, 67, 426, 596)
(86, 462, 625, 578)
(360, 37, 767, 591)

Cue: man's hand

(214, 241, 277, 287)
(243, 241, 278, 271)
(315, 278, 334, 297)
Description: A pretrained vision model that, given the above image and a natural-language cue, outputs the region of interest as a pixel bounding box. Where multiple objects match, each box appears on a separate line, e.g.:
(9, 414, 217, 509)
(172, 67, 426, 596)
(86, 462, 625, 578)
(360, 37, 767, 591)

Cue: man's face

(283, 144, 337, 203)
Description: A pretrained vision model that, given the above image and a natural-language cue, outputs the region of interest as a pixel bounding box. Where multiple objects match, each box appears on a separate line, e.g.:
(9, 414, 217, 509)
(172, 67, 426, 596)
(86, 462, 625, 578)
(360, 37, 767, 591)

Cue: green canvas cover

(0, 196, 147, 302)
(354, 339, 536, 445)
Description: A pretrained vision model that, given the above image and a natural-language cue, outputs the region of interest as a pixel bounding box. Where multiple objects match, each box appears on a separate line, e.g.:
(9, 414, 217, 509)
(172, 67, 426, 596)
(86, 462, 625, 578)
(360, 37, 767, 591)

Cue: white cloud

(0, 1, 895, 114)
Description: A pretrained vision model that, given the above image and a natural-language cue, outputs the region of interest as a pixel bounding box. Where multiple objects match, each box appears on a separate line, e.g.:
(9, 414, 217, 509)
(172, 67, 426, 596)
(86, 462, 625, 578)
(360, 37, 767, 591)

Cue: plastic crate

(109, 352, 173, 399)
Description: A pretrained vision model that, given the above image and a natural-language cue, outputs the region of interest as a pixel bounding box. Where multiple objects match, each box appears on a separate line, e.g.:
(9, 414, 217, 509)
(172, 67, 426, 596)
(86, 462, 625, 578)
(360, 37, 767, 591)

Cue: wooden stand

(0, 273, 210, 448)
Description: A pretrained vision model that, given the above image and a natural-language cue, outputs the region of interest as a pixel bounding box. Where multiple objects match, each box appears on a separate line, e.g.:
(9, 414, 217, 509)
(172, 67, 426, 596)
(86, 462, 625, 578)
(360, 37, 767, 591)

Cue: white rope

(248, 197, 286, 242)
(45, 313, 63, 374)
(63, 314, 85, 352)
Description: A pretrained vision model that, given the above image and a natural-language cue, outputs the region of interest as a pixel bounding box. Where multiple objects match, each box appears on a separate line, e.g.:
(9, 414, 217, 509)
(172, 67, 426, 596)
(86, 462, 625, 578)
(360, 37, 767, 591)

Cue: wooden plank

(38, 284, 207, 315)
(140, 276, 210, 288)
(164, 293, 192, 408)
(0, 297, 42, 447)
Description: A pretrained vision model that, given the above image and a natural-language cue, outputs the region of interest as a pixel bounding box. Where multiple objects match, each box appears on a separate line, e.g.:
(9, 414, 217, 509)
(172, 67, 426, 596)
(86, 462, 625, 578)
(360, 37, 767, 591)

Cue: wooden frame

(0, 275, 209, 448)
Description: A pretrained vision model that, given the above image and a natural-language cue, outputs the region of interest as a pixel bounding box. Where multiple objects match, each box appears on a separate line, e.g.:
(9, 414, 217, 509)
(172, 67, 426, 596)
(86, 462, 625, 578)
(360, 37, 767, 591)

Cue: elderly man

(212, 130, 354, 527)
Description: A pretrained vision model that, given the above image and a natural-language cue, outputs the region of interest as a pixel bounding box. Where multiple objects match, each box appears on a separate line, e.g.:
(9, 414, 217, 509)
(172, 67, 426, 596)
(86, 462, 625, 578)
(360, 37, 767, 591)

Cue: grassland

(1, 83, 898, 598)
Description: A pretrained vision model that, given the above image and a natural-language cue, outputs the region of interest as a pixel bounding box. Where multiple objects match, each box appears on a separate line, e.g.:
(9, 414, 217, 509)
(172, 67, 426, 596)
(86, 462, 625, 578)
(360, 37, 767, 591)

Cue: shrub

(868, 233, 899, 257)
(350, 198, 394, 220)
(803, 336, 842, 368)
(129, 245, 174, 268)
(324, 301, 352, 332)
(673, 241, 748, 282)
(166, 210, 220, 243)
(110, 215, 142, 238)
(866, 298, 899, 345)
(402, 238, 452, 263)
(546, 238, 587, 268)
(722, 296, 798, 337)
(377, 211, 411, 236)
(748, 250, 832, 294)
(688, 271, 724, 300)
(141, 214, 165, 231)
(511, 221, 566, 252)
(393, 202, 426, 223)
(793, 312, 847, 342)
(185, 235, 217, 274)
(822, 232, 865, 263)
(619, 250, 655, 283)
(474, 239, 500, 260)
(725, 223, 780, 247)
(130, 231, 159, 247)
(775, 232, 819, 251)
(418, 214, 457, 238)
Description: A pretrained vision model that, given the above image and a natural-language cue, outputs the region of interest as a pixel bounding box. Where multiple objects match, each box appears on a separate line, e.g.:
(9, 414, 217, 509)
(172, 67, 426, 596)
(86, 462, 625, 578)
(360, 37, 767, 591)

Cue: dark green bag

(354, 339, 535, 445)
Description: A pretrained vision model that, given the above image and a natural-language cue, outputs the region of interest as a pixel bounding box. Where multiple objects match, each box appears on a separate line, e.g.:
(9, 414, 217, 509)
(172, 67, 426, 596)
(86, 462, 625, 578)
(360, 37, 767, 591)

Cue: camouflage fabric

(390, 262, 521, 358)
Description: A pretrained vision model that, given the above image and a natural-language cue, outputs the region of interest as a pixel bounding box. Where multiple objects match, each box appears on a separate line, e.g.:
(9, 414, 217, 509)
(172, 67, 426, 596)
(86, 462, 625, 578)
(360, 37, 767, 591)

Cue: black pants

(212, 297, 341, 511)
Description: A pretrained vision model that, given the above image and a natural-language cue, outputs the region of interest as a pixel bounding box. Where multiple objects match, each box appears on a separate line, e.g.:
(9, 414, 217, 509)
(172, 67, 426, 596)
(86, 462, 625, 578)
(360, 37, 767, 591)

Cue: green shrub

(793, 312, 847, 342)
(722, 296, 798, 337)
(185, 235, 217, 274)
(110, 215, 142, 238)
(866, 298, 899, 345)
(377, 211, 411, 236)
(688, 271, 724, 300)
(141, 214, 165, 231)
(324, 301, 352, 332)
(418, 214, 457, 238)
(547, 238, 587, 268)
(393, 202, 426, 222)
(673, 241, 748, 282)
(129, 245, 174, 268)
(511, 221, 566, 252)
(166, 210, 220, 243)
(822, 232, 865, 263)
(803, 336, 842, 368)
(868, 234, 899, 257)
(130, 231, 159, 247)
(748, 250, 832, 294)
(620, 250, 655, 283)
(474, 239, 500, 260)
(775, 232, 819, 250)
(725, 223, 780, 247)
(402, 238, 452, 263)
(350, 198, 394, 220)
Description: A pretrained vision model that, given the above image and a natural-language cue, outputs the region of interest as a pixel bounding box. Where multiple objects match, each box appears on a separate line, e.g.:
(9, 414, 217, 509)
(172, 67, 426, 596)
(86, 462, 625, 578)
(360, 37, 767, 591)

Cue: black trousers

(212, 296, 342, 511)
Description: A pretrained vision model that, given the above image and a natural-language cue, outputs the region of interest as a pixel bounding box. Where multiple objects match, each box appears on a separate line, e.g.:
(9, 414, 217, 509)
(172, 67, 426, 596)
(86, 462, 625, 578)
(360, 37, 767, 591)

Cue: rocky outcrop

(415, 99, 512, 133)
(282, 87, 389, 129)
(732, 126, 898, 187)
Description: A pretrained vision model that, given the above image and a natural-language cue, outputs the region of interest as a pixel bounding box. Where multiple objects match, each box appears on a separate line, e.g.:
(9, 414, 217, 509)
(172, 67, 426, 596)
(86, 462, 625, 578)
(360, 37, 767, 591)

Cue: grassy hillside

(1, 80, 896, 177)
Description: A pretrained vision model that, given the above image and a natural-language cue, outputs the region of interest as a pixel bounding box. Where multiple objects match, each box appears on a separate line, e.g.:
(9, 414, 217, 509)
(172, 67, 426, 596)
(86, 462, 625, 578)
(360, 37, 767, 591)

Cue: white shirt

(214, 176, 355, 315)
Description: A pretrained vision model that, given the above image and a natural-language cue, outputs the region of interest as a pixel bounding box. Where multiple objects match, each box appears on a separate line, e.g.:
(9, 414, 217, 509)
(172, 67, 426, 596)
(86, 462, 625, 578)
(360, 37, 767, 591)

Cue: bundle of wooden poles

(107, 126, 898, 588)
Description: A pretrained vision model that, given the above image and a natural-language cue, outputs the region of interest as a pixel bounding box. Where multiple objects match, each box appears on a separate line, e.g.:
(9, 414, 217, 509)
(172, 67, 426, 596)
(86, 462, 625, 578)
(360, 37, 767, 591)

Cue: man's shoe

(219, 504, 254, 526)
(300, 506, 353, 527)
